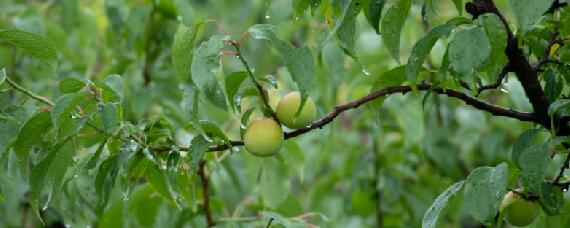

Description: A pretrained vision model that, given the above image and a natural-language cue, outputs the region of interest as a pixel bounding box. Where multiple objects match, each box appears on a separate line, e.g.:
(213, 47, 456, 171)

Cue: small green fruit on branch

(243, 117, 284, 156)
(276, 91, 317, 129)
(500, 191, 540, 226)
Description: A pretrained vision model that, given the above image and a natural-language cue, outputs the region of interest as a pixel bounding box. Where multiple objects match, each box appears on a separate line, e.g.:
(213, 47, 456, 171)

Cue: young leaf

(95, 154, 119, 206)
(509, 0, 555, 36)
(181, 82, 199, 122)
(407, 23, 455, 87)
(370, 66, 408, 107)
(248, 24, 315, 114)
(172, 22, 204, 80)
(448, 27, 491, 84)
(363, 0, 386, 34)
(0, 29, 58, 69)
(191, 35, 228, 110)
(463, 163, 509, 225)
(381, 0, 412, 63)
(14, 111, 52, 170)
(422, 180, 465, 228)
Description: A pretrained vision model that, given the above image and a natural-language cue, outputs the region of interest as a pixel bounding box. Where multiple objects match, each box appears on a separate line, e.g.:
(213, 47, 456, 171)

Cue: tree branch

(154, 82, 536, 153)
(466, 0, 553, 130)
(198, 160, 217, 227)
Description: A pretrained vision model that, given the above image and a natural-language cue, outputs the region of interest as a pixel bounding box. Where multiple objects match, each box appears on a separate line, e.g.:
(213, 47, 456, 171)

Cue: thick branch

(154, 83, 536, 152)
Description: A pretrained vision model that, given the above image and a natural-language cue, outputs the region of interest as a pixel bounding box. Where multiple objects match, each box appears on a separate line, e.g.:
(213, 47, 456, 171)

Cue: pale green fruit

(501, 191, 540, 226)
(243, 117, 284, 156)
(276, 92, 316, 129)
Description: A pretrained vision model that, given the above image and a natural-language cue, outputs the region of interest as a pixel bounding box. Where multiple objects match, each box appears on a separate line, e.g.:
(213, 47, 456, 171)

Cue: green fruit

(276, 92, 317, 129)
(243, 117, 284, 156)
(501, 191, 540, 226)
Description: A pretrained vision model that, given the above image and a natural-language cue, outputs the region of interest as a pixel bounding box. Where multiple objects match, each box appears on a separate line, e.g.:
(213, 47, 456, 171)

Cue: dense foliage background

(1, 0, 570, 227)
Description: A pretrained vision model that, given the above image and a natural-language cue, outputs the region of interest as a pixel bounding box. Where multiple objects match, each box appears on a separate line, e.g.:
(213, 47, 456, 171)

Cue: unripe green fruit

(276, 92, 316, 129)
(243, 117, 284, 156)
(501, 191, 540, 226)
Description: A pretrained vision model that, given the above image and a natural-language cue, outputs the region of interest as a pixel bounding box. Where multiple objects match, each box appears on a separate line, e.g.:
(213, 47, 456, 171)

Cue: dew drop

(265, 14, 271, 19)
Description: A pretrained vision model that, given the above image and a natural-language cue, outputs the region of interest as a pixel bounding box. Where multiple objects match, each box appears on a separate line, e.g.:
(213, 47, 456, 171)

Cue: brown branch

(466, 0, 552, 130)
(154, 82, 536, 153)
(198, 160, 217, 227)
(459, 65, 510, 95)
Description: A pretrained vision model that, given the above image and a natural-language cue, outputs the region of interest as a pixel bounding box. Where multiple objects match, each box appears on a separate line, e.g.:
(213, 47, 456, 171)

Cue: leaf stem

(5, 76, 54, 106)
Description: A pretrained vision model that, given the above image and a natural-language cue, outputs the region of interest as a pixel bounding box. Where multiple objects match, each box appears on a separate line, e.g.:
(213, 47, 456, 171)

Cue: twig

(5, 76, 54, 106)
(458, 65, 510, 95)
(554, 149, 570, 183)
(198, 160, 217, 227)
(153, 82, 536, 153)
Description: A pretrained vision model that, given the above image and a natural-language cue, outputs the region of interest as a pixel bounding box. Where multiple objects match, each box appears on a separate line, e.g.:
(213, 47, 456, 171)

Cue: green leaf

(225, 71, 248, 111)
(0, 68, 5, 86)
(336, 2, 361, 58)
(363, 0, 386, 34)
(452, 0, 462, 14)
(370, 66, 408, 107)
(509, 0, 555, 36)
(14, 111, 52, 170)
(448, 27, 491, 84)
(145, 162, 177, 206)
(191, 35, 228, 110)
(172, 22, 203, 80)
(548, 99, 570, 116)
(544, 69, 562, 102)
(95, 154, 119, 204)
(407, 23, 455, 86)
(199, 120, 229, 141)
(29, 138, 74, 221)
(0, 29, 58, 68)
(259, 158, 291, 209)
(463, 163, 509, 225)
(182, 82, 199, 122)
(51, 92, 91, 132)
(97, 102, 119, 134)
(537, 181, 564, 215)
(59, 77, 86, 94)
(480, 13, 508, 67)
(188, 135, 211, 171)
(248, 24, 315, 114)
(102, 74, 124, 102)
(512, 130, 541, 167)
(518, 143, 549, 191)
(381, 0, 412, 62)
(422, 180, 465, 228)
